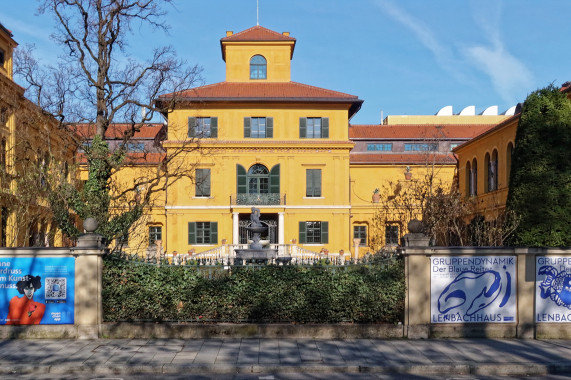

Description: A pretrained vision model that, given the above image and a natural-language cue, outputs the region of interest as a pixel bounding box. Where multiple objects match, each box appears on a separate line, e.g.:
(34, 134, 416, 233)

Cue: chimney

(226, 31, 233, 37)
(282, 32, 290, 37)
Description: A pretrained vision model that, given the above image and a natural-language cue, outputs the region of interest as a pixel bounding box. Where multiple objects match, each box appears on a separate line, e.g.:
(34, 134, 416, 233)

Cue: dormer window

(250, 55, 267, 80)
(0, 48, 4, 67)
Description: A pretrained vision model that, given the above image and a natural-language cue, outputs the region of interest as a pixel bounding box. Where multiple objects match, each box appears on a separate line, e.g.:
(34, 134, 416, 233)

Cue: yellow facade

(0, 24, 76, 247)
(454, 115, 519, 217)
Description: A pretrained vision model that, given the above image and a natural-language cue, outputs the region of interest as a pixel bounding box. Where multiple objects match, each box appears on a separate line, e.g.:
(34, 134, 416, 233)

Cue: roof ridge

(221, 25, 295, 41)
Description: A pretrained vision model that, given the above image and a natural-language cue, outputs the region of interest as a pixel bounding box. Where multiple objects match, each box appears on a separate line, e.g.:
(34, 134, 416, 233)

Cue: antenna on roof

(257, 0, 259, 26)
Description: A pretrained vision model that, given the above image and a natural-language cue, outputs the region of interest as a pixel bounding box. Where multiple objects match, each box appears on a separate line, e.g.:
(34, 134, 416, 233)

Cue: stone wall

(401, 245, 571, 339)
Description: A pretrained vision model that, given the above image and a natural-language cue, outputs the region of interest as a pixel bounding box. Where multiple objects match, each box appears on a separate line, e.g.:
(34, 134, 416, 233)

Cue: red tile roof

(158, 82, 363, 117)
(221, 26, 296, 42)
(349, 124, 497, 140)
(561, 81, 571, 94)
(74, 123, 164, 139)
(350, 153, 456, 165)
(161, 81, 359, 100)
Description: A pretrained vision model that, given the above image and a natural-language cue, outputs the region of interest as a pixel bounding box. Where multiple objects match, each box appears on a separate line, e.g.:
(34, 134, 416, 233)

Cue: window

(195, 168, 211, 197)
(470, 159, 478, 196)
(299, 117, 329, 138)
(306, 169, 321, 197)
(367, 143, 392, 151)
(404, 143, 438, 151)
(299, 221, 328, 244)
(120, 142, 145, 152)
(115, 234, 129, 248)
(450, 143, 460, 151)
(506, 142, 513, 185)
(188, 222, 218, 244)
(244, 117, 273, 138)
(78, 141, 92, 153)
(188, 117, 218, 138)
(0, 138, 6, 172)
(1, 207, 7, 247)
(0, 48, 4, 67)
(247, 164, 269, 194)
(149, 226, 162, 244)
(0, 107, 7, 125)
(354, 226, 367, 246)
(490, 149, 498, 191)
(250, 55, 267, 79)
(385, 224, 399, 246)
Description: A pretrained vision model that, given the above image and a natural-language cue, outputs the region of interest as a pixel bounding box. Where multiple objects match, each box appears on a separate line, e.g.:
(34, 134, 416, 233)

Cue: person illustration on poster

(6, 275, 45, 325)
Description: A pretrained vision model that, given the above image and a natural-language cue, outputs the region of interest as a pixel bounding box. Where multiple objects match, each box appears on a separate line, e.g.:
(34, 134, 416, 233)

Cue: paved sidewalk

(0, 338, 570, 377)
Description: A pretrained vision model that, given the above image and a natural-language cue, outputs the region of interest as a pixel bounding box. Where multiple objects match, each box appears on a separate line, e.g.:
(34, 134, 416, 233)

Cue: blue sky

(1, 0, 570, 124)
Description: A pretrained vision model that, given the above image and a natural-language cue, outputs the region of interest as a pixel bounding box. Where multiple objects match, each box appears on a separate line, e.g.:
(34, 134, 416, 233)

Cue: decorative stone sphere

(83, 218, 98, 233)
(408, 219, 424, 234)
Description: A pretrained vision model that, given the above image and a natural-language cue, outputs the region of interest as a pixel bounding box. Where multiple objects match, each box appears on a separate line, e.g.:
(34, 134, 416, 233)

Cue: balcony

(231, 193, 285, 206)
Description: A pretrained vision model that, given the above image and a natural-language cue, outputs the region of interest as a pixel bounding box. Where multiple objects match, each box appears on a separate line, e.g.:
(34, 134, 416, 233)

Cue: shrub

(102, 255, 405, 323)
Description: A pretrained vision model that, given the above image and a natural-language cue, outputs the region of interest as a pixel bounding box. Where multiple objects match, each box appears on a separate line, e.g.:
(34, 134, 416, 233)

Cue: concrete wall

(401, 246, 571, 339)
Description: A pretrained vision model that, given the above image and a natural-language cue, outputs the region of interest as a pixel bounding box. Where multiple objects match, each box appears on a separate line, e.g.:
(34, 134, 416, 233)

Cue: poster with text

(430, 256, 516, 323)
(0, 257, 75, 325)
(536, 256, 571, 323)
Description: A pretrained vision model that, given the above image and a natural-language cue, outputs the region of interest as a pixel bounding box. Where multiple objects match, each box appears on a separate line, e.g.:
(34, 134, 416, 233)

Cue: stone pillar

(353, 238, 361, 260)
(516, 248, 535, 338)
(278, 212, 285, 245)
(278, 212, 285, 256)
(232, 212, 240, 245)
(73, 218, 108, 339)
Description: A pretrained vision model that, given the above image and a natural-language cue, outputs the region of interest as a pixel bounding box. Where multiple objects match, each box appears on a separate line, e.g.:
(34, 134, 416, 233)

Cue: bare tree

(15, 0, 203, 244)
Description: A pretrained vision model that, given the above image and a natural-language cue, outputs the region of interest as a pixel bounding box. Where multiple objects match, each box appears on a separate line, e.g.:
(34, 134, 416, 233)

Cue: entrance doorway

(239, 213, 278, 244)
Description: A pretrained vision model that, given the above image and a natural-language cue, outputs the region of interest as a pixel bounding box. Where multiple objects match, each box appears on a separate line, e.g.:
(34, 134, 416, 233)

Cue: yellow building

(453, 113, 519, 218)
(349, 118, 506, 251)
(0, 23, 76, 247)
(154, 26, 363, 256)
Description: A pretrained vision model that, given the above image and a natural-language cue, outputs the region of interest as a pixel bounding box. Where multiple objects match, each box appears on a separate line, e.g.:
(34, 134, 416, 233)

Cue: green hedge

(102, 256, 405, 324)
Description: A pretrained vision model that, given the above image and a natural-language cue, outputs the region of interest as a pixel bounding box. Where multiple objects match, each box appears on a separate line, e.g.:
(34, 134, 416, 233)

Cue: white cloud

(462, 2, 534, 104)
(463, 43, 533, 105)
(374, 0, 470, 82)
(373, 0, 534, 105)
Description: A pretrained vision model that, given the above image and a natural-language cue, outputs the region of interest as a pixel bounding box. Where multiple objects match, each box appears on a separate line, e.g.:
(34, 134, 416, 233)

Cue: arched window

(466, 161, 472, 196)
(506, 142, 513, 186)
(490, 149, 498, 191)
(250, 55, 267, 80)
(247, 164, 270, 194)
(471, 158, 478, 196)
(484, 152, 490, 193)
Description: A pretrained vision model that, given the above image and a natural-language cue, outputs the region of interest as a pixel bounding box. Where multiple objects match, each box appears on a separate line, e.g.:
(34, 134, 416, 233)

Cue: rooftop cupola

(220, 26, 296, 83)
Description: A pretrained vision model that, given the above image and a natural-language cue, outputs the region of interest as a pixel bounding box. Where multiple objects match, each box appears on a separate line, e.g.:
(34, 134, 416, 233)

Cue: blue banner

(0, 257, 75, 325)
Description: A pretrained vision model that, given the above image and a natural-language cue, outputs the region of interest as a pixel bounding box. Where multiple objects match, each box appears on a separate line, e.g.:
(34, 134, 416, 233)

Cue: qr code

(45, 277, 67, 300)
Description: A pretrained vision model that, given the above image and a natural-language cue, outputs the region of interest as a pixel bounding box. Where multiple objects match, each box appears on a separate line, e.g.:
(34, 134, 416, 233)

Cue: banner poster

(430, 256, 516, 323)
(0, 257, 75, 325)
(536, 256, 571, 323)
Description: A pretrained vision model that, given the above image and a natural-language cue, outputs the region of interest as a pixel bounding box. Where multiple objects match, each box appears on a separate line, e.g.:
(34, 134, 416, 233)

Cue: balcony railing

(231, 193, 285, 206)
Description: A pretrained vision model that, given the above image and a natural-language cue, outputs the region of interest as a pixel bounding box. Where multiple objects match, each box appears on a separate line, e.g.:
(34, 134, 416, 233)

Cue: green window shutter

(237, 164, 247, 194)
(320, 222, 329, 244)
(188, 117, 197, 137)
(266, 117, 273, 138)
(210, 222, 218, 244)
(270, 164, 280, 194)
(322, 117, 329, 138)
(306, 170, 312, 196)
(210, 117, 218, 138)
(315, 169, 322, 197)
(188, 222, 196, 244)
(299, 117, 307, 138)
(244, 117, 251, 138)
(299, 221, 306, 244)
